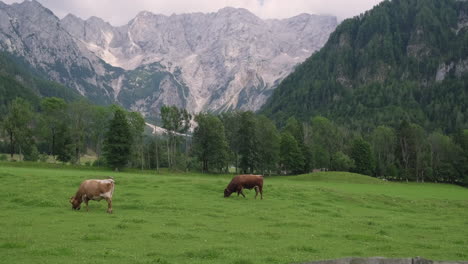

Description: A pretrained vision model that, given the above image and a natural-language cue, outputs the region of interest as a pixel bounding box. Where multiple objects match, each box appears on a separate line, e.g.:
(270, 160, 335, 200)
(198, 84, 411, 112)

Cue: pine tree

(103, 108, 132, 171)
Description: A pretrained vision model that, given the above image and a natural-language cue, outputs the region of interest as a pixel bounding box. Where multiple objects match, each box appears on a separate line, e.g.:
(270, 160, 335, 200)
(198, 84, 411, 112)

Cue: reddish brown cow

(69, 178, 115, 213)
(224, 175, 263, 199)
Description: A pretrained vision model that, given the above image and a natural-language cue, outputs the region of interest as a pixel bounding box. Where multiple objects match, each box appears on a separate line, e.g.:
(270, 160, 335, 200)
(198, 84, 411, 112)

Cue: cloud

(2, 0, 383, 26)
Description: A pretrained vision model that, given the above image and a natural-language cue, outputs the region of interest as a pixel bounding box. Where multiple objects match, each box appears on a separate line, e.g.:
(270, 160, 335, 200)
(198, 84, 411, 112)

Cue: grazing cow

(69, 178, 115, 213)
(224, 175, 263, 199)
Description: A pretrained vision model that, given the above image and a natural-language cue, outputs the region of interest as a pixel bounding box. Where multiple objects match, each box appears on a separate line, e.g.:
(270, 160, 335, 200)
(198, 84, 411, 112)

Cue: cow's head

(224, 188, 232, 198)
(69, 196, 81, 210)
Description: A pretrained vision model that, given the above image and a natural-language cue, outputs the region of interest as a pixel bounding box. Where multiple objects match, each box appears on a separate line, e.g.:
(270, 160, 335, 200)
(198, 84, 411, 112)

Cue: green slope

(261, 0, 468, 132)
(0, 52, 82, 112)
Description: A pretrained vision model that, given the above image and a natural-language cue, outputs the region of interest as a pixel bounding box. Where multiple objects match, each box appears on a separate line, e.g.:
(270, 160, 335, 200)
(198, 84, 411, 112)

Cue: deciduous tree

(39, 97, 67, 156)
(160, 106, 191, 169)
(351, 138, 374, 176)
(280, 132, 304, 175)
(192, 113, 229, 172)
(238, 111, 259, 174)
(2, 98, 34, 159)
(256, 115, 280, 175)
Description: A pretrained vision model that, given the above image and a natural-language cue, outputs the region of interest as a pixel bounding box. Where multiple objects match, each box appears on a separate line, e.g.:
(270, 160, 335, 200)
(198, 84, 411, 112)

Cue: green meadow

(0, 165, 467, 264)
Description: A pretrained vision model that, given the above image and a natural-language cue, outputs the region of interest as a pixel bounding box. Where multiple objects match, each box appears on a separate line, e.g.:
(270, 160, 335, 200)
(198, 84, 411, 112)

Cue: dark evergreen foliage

(261, 0, 468, 133)
(103, 108, 132, 170)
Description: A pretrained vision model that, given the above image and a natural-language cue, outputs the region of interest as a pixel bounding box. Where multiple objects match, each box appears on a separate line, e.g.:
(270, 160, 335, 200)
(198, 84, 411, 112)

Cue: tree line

(0, 97, 145, 167)
(192, 112, 467, 185)
(1, 97, 467, 185)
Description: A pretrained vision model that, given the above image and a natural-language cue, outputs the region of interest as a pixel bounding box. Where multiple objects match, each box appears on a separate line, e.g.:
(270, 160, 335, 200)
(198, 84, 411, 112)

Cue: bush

(331, 151, 355, 171)
(38, 154, 49, 163)
(186, 156, 201, 172)
(0, 154, 7, 161)
(23, 145, 39, 162)
(386, 164, 399, 178)
(56, 144, 73, 163)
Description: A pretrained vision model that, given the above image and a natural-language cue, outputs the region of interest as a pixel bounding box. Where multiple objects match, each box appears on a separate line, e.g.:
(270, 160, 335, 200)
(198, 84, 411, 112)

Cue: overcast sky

(3, 0, 384, 26)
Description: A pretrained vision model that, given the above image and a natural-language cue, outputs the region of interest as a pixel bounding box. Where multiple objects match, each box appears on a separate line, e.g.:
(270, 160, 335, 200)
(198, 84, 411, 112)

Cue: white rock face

(0, 1, 337, 115)
(0, 0, 119, 103)
(61, 7, 337, 113)
(436, 59, 468, 82)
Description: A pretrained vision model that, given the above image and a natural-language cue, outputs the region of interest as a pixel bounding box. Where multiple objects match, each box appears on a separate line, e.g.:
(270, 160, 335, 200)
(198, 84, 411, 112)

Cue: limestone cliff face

(0, 0, 120, 104)
(0, 0, 337, 115)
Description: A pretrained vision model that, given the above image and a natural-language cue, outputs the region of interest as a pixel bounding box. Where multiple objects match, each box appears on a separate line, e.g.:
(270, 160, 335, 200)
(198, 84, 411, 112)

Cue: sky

(2, 0, 384, 26)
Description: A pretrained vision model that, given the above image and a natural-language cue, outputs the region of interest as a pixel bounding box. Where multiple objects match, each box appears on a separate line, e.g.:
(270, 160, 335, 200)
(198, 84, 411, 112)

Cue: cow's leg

(259, 185, 263, 200)
(105, 197, 112, 214)
(84, 198, 89, 212)
(254, 186, 259, 199)
(239, 187, 246, 198)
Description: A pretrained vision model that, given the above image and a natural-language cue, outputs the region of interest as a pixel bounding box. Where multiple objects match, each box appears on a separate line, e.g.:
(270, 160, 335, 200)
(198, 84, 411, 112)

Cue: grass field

(0, 165, 467, 264)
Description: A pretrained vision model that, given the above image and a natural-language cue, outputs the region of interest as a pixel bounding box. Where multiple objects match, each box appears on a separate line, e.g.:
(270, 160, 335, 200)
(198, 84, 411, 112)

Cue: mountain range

(0, 0, 337, 117)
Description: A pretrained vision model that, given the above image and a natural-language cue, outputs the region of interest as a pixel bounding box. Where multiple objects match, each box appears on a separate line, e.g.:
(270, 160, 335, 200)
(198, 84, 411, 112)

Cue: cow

(224, 175, 263, 199)
(69, 178, 115, 213)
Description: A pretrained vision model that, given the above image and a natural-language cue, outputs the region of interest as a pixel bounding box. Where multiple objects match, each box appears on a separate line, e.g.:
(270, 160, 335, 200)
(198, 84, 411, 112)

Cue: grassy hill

(0, 165, 467, 264)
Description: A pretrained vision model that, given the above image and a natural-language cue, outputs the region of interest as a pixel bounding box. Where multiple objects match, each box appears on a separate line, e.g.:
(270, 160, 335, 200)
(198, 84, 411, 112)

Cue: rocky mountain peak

(217, 6, 258, 17)
(10, 0, 55, 17)
(134, 10, 156, 19)
(86, 16, 112, 27)
(62, 13, 82, 23)
(0, 0, 338, 116)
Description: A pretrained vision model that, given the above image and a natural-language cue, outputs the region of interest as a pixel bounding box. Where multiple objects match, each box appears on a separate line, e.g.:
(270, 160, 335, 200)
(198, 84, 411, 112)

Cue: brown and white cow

(70, 178, 115, 213)
(224, 175, 263, 199)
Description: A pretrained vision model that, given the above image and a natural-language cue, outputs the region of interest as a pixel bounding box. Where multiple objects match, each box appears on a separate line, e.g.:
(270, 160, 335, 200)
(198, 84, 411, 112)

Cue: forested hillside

(262, 0, 468, 133)
(0, 52, 81, 114)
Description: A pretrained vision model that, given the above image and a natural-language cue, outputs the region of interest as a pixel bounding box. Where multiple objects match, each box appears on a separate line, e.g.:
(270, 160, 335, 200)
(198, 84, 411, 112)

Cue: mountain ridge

(0, 0, 337, 116)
